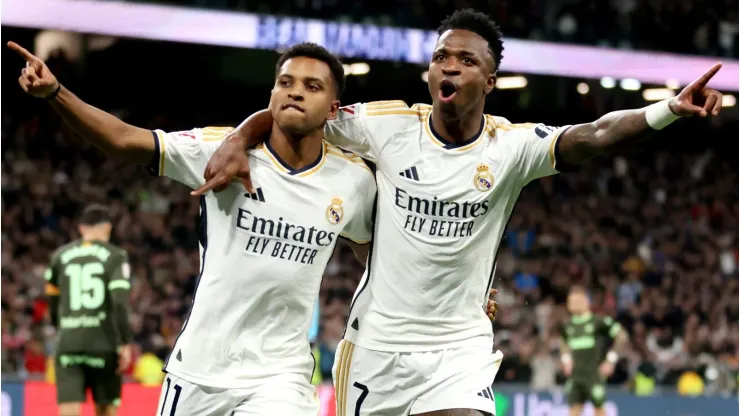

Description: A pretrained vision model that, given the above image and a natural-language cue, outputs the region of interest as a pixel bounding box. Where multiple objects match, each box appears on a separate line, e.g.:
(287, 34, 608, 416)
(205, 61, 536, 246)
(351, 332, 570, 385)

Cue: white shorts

(156, 373, 319, 416)
(332, 340, 504, 416)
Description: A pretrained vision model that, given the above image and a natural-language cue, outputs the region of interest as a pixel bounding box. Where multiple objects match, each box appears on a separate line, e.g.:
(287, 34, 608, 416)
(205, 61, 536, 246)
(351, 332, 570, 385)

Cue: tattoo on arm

(558, 108, 655, 166)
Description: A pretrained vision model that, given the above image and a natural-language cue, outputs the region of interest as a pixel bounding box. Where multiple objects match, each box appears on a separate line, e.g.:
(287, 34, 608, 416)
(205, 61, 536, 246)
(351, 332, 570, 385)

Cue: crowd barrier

(2, 380, 736, 416)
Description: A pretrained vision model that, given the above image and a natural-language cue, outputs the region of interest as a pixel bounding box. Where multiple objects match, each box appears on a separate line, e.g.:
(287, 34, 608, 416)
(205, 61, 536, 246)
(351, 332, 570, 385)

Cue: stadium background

(1, 0, 739, 415)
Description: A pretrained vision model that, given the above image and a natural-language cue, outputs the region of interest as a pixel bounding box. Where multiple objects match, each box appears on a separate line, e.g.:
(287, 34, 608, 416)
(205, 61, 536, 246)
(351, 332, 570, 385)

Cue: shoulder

(157, 126, 234, 143)
(324, 142, 375, 179)
(51, 242, 75, 261)
(352, 101, 431, 121)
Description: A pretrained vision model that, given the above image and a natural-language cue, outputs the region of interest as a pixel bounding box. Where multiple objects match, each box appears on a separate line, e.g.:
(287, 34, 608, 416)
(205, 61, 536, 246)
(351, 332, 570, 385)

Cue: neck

(81, 234, 107, 243)
(431, 101, 485, 144)
(269, 122, 324, 170)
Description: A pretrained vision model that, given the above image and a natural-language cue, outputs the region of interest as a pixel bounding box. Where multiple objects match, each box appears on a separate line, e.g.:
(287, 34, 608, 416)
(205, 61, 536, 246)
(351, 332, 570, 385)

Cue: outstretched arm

(557, 63, 724, 166)
(8, 41, 155, 165)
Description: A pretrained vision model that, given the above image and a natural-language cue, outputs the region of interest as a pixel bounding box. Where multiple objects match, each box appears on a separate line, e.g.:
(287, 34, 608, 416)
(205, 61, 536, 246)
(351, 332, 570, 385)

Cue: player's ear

(327, 99, 340, 120)
(484, 73, 496, 95)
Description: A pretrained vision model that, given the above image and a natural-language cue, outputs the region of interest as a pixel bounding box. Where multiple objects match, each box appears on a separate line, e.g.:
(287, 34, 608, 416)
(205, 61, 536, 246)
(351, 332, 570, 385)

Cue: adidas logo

(399, 166, 420, 181)
(351, 318, 360, 330)
(477, 386, 494, 401)
(245, 188, 265, 202)
(176, 349, 183, 362)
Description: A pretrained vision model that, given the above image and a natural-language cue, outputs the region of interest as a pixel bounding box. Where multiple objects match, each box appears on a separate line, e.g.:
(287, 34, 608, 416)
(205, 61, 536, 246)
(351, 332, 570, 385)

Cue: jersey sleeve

(324, 103, 375, 161)
(108, 250, 133, 345)
(599, 316, 622, 339)
(324, 101, 413, 163)
(505, 123, 573, 184)
(339, 171, 377, 244)
(147, 127, 234, 189)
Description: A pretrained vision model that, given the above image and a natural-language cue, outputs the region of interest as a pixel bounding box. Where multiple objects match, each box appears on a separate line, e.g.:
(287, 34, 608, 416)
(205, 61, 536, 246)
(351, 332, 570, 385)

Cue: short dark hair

(437, 9, 505, 72)
(79, 204, 111, 226)
(275, 42, 346, 98)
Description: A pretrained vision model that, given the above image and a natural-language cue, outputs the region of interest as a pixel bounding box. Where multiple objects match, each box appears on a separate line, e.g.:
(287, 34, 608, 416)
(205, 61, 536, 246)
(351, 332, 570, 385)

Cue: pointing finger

(7, 41, 40, 66)
(689, 62, 722, 90)
(191, 174, 227, 196)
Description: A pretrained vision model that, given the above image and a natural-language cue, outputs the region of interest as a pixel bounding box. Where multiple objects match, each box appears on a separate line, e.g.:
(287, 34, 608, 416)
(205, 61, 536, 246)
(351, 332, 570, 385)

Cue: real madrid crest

(473, 164, 494, 192)
(326, 197, 344, 224)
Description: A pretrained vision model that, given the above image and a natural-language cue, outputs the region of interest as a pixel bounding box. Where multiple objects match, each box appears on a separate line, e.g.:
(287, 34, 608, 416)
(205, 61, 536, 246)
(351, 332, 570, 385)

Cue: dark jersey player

(45, 204, 133, 416)
(559, 286, 628, 416)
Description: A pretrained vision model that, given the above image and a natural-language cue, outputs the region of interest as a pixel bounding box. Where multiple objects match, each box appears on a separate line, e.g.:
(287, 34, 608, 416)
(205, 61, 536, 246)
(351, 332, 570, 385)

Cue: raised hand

(669, 63, 724, 118)
(7, 41, 60, 99)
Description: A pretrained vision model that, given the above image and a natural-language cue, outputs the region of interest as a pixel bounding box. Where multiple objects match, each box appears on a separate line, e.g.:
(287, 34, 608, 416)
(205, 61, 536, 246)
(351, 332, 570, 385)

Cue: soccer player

(559, 287, 628, 416)
(10, 40, 377, 415)
(199, 8, 723, 415)
(45, 204, 133, 416)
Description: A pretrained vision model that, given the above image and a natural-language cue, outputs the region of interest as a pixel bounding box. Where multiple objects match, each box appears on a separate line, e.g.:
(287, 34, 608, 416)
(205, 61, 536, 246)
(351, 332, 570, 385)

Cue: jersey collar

(571, 313, 593, 324)
(262, 139, 327, 177)
(425, 112, 486, 152)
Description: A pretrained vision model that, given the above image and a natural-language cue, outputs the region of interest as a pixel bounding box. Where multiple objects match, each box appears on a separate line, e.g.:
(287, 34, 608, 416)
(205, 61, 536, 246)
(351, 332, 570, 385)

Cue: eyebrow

(277, 74, 326, 85)
(435, 47, 480, 58)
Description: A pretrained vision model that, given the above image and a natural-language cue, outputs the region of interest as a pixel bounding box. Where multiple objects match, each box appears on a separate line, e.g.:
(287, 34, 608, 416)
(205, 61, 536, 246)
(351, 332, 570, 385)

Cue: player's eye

(462, 57, 474, 65)
(433, 54, 445, 62)
(279, 80, 291, 87)
(307, 84, 320, 91)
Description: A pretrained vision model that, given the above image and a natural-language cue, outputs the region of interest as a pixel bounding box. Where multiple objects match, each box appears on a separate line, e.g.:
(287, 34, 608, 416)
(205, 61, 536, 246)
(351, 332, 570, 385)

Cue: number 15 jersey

(327, 101, 571, 352)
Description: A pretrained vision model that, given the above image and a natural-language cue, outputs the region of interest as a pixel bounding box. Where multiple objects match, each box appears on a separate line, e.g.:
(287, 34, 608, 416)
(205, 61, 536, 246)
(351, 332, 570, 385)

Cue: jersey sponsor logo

(245, 188, 266, 202)
(326, 197, 344, 224)
(399, 166, 420, 181)
(473, 164, 494, 192)
(237, 209, 337, 265)
(395, 187, 489, 238)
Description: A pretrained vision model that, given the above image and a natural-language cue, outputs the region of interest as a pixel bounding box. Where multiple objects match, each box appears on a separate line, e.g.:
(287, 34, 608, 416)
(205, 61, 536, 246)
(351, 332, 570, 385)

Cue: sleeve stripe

(108, 280, 131, 291)
(609, 323, 622, 337)
(551, 125, 573, 171)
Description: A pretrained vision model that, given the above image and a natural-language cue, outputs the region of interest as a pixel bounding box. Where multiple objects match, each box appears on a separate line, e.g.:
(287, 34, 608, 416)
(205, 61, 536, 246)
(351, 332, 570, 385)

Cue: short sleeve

(339, 171, 377, 244)
(108, 251, 132, 292)
(147, 127, 233, 189)
(508, 123, 573, 184)
(600, 316, 622, 338)
(324, 103, 375, 161)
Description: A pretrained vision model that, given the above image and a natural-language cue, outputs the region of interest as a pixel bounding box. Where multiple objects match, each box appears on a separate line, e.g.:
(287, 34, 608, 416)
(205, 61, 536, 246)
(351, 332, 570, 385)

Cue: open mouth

(439, 80, 458, 103)
(282, 104, 305, 113)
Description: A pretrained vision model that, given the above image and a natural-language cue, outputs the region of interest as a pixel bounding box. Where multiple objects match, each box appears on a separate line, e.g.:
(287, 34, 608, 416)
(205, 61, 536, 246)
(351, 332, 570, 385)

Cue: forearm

(50, 86, 154, 164)
(232, 109, 274, 148)
(111, 293, 133, 345)
(558, 107, 655, 165)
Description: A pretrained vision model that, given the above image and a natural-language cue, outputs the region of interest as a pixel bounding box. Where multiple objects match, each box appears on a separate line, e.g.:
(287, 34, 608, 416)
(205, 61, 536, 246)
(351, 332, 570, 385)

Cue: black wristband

(43, 84, 62, 101)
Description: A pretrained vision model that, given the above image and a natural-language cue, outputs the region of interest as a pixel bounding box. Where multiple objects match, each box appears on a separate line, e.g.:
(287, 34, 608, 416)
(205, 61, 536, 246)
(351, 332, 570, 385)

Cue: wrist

(43, 83, 62, 101)
(645, 99, 681, 130)
(606, 350, 618, 364)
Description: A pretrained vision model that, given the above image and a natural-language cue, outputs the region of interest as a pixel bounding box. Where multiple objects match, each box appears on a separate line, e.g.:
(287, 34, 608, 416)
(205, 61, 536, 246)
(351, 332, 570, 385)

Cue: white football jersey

(148, 127, 376, 387)
(325, 101, 570, 352)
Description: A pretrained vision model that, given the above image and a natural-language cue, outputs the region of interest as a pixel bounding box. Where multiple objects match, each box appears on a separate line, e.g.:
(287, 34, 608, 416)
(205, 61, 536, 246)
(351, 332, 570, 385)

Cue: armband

(645, 99, 681, 130)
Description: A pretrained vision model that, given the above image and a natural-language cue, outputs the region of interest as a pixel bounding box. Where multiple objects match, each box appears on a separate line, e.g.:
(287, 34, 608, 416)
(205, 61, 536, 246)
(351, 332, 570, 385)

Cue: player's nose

(441, 65, 461, 77)
(287, 91, 305, 101)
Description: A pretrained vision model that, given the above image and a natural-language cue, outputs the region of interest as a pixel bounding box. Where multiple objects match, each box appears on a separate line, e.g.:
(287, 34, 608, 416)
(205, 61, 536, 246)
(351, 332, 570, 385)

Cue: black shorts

(55, 353, 122, 406)
(566, 379, 606, 408)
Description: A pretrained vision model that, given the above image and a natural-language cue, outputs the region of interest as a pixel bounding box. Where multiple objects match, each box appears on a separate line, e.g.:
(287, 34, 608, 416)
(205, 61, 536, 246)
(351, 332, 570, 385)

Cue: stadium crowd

(133, 0, 739, 58)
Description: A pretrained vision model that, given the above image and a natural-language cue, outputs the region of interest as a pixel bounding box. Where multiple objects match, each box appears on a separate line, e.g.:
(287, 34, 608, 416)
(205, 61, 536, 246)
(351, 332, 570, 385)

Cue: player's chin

(278, 120, 314, 137)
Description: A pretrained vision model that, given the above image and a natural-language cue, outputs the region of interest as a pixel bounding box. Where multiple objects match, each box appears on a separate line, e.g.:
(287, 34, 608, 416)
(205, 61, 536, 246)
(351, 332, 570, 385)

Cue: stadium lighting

(421, 71, 429, 83)
(576, 82, 590, 95)
(349, 62, 370, 76)
(620, 78, 642, 91)
(600, 77, 616, 89)
(642, 88, 676, 101)
(496, 76, 528, 89)
(665, 78, 681, 90)
(722, 94, 736, 107)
